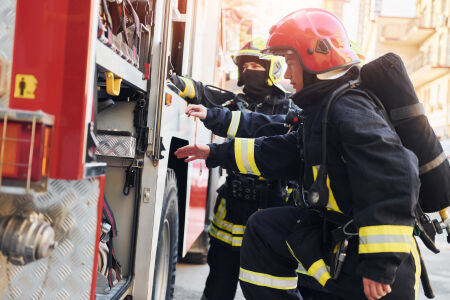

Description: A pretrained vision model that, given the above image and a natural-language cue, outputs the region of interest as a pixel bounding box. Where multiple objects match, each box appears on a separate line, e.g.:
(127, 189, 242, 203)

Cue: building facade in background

(357, 0, 382, 46)
(323, 0, 350, 20)
(221, 0, 450, 138)
(361, 0, 450, 138)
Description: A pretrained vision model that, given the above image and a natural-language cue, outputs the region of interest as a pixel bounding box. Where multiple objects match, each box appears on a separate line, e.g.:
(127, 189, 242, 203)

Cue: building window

(437, 84, 444, 111)
(447, 31, 450, 65)
(439, 33, 445, 65)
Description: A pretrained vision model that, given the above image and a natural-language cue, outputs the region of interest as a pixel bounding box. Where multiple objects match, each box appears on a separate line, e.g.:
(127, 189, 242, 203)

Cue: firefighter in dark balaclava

(170, 37, 292, 115)
(175, 9, 422, 300)
(171, 38, 300, 300)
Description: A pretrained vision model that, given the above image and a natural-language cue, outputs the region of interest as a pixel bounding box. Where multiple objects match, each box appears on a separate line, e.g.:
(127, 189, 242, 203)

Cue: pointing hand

(175, 144, 210, 163)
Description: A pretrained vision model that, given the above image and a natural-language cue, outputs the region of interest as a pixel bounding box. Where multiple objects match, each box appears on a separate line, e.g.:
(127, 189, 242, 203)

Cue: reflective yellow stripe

(239, 267, 298, 290)
(212, 217, 245, 235)
(236, 49, 262, 57)
(227, 111, 241, 138)
(235, 138, 245, 173)
(312, 166, 342, 213)
(212, 198, 245, 235)
(296, 264, 309, 276)
(286, 241, 311, 276)
(285, 188, 293, 202)
(179, 77, 195, 99)
(185, 78, 195, 98)
(307, 259, 331, 287)
(209, 223, 243, 246)
(410, 237, 421, 300)
(234, 138, 261, 176)
(359, 225, 413, 236)
(285, 241, 301, 264)
(359, 225, 414, 254)
(247, 139, 260, 175)
(214, 198, 227, 220)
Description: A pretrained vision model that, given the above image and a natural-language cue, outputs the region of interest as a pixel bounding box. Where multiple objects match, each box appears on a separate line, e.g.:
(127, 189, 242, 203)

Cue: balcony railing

(406, 51, 450, 87)
(380, 17, 435, 46)
(406, 52, 432, 74)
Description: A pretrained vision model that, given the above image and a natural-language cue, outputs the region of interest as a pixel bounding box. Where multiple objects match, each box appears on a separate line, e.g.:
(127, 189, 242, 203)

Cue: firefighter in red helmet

(175, 8, 421, 300)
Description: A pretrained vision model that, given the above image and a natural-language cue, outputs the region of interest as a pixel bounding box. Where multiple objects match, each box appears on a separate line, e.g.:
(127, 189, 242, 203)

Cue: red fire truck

(0, 0, 225, 299)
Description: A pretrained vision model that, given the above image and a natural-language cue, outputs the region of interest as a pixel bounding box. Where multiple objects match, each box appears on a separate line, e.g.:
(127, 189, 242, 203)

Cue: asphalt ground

(174, 232, 450, 300)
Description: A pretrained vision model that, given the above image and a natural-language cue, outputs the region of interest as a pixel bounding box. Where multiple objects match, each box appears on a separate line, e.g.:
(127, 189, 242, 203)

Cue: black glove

(169, 74, 197, 103)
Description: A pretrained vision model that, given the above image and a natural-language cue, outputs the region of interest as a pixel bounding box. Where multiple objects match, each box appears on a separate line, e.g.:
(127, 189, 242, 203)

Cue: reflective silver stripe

(239, 268, 298, 290)
(212, 217, 245, 235)
(227, 111, 241, 138)
(211, 198, 245, 235)
(359, 225, 413, 253)
(296, 263, 309, 276)
(240, 139, 252, 173)
(419, 151, 447, 175)
(235, 138, 261, 176)
(312, 266, 328, 284)
(209, 223, 242, 246)
(307, 259, 331, 287)
(216, 198, 226, 219)
(360, 234, 412, 245)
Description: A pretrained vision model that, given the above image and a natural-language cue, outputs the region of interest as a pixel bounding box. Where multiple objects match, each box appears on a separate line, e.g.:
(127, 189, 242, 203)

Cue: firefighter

(170, 37, 291, 115)
(171, 38, 299, 300)
(175, 8, 421, 300)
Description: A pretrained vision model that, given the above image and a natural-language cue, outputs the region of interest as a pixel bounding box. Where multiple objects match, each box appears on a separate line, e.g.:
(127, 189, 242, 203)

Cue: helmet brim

(262, 45, 360, 76)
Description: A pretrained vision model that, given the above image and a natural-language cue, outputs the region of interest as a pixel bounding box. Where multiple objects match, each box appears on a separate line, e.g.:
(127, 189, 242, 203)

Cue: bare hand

(363, 277, 391, 300)
(174, 144, 210, 162)
(185, 104, 207, 120)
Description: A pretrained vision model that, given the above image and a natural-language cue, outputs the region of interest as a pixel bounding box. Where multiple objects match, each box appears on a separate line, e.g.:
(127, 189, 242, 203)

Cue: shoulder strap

(321, 80, 360, 166)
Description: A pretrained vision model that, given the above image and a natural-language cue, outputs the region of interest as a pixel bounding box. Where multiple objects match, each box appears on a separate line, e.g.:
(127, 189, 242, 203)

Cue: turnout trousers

(239, 207, 422, 300)
(203, 180, 285, 300)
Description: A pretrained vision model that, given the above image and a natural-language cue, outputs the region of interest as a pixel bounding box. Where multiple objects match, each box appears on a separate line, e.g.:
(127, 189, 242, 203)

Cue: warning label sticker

(14, 74, 37, 99)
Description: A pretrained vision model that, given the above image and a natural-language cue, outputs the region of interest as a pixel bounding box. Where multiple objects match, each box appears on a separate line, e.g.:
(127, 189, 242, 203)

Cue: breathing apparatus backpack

(308, 53, 450, 253)
(306, 53, 449, 299)
(310, 52, 450, 214)
(360, 53, 450, 214)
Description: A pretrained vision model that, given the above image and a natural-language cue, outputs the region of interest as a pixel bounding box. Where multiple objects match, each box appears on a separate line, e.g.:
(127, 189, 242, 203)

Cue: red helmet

(265, 8, 359, 77)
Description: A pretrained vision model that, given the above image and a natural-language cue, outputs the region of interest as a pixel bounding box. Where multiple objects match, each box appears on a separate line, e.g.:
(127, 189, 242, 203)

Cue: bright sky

(381, 0, 416, 17)
(250, 0, 417, 42)
(250, 0, 322, 38)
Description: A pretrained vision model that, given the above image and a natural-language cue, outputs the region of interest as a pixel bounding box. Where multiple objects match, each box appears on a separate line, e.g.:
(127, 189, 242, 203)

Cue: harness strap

(390, 103, 425, 121)
(419, 151, 447, 175)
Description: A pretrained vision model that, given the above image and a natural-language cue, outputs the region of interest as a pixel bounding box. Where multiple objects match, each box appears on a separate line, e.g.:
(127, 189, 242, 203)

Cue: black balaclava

(240, 70, 274, 100)
(237, 58, 274, 100)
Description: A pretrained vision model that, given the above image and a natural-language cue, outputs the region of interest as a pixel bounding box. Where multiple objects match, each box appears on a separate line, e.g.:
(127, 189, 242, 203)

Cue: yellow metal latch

(105, 72, 122, 96)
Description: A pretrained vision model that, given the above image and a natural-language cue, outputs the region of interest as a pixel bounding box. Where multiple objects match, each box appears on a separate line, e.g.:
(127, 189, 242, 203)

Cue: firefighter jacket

(206, 86, 420, 285)
(171, 74, 293, 114)
(179, 75, 299, 249)
(203, 107, 288, 139)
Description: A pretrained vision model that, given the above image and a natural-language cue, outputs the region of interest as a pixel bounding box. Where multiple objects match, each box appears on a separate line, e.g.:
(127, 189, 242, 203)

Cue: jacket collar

(292, 69, 359, 114)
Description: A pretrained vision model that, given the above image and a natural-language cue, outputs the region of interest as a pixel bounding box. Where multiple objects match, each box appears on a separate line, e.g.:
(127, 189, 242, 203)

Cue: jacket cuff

(357, 258, 398, 285)
(205, 143, 219, 169)
(203, 108, 215, 127)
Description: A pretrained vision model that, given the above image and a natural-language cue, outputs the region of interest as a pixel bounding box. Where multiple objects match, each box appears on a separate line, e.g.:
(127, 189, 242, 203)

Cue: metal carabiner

(332, 238, 349, 279)
(342, 219, 358, 236)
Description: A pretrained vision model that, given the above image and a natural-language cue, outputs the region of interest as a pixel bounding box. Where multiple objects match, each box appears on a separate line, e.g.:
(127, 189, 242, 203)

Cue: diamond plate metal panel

(0, 178, 101, 299)
(0, 0, 16, 108)
(95, 133, 136, 158)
